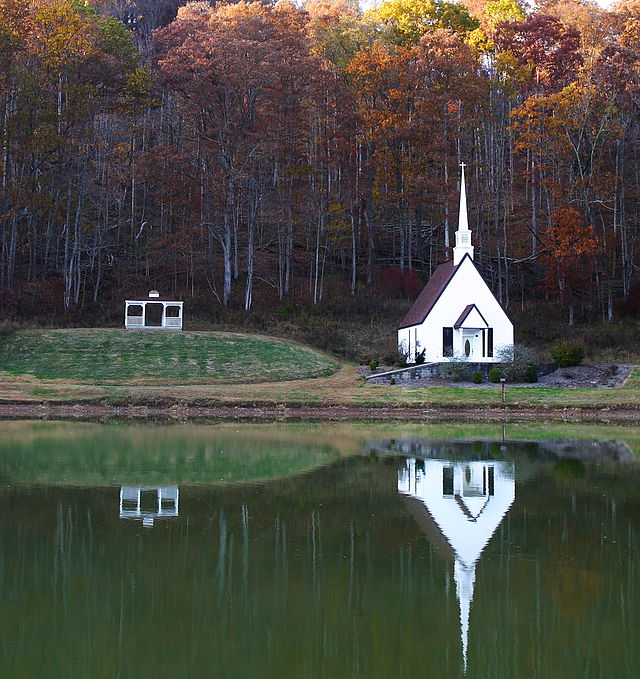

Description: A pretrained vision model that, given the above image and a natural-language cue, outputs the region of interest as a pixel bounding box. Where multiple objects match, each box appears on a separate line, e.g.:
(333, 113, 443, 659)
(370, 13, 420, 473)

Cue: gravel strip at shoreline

(0, 402, 639, 424)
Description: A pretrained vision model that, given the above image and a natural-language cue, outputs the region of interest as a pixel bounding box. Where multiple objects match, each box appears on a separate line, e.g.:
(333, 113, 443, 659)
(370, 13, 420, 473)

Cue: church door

(462, 330, 481, 359)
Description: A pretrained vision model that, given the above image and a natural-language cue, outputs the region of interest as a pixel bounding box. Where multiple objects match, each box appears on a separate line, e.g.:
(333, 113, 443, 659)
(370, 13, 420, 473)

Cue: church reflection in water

(119, 487, 179, 527)
(398, 457, 515, 674)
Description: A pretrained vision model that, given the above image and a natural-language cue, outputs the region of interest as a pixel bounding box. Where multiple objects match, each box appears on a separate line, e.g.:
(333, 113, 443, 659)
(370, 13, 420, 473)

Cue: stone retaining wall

(369, 362, 558, 383)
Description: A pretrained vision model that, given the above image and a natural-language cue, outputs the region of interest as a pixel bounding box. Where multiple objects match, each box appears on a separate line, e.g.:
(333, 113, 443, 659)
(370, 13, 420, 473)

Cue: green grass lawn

(0, 328, 638, 415)
(0, 328, 340, 384)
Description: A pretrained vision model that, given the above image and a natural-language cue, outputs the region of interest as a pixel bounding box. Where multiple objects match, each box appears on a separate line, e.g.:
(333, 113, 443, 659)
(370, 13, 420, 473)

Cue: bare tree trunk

(617, 140, 630, 297)
(350, 206, 357, 296)
(397, 176, 406, 274)
(313, 211, 323, 305)
(233, 204, 239, 281)
(363, 199, 374, 286)
(6, 216, 17, 290)
(0, 94, 9, 288)
(285, 203, 293, 296)
(244, 181, 257, 311)
(443, 162, 450, 250)
(531, 157, 537, 256)
(222, 192, 232, 307)
(65, 182, 83, 308)
(63, 179, 72, 306)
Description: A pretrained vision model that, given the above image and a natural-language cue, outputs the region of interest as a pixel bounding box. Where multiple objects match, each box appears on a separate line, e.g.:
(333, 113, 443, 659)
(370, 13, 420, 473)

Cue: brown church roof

(398, 259, 459, 329)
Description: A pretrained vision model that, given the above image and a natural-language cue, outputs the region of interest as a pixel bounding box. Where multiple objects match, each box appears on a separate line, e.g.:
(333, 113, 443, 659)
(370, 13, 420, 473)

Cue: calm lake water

(1, 421, 639, 678)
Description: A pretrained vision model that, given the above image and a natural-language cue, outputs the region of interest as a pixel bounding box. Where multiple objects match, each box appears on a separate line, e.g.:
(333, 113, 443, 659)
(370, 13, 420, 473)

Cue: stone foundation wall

(379, 362, 557, 382)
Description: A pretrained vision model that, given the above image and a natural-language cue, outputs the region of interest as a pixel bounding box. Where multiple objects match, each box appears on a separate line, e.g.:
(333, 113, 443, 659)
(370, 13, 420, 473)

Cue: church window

(443, 327, 453, 356)
(487, 329, 493, 357)
(443, 466, 454, 496)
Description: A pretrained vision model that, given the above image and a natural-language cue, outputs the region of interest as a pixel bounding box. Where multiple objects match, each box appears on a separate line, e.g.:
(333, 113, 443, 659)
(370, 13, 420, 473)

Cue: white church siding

(397, 165, 514, 364)
(407, 256, 512, 362)
(398, 256, 513, 363)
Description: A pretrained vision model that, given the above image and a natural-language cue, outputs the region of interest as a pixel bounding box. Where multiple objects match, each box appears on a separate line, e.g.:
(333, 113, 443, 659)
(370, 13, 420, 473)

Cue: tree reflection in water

(0, 428, 639, 678)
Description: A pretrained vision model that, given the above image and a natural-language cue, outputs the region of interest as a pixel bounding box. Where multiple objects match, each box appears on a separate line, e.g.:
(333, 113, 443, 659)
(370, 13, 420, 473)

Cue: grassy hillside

(0, 328, 340, 384)
(0, 327, 639, 417)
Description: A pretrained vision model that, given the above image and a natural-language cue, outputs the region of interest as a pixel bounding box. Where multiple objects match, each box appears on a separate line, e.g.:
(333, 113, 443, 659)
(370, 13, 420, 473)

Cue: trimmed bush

(415, 348, 426, 365)
(488, 367, 501, 383)
(389, 377, 396, 385)
(471, 370, 483, 384)
(550, 339, 585, 367)
(369, 358, 379, 371)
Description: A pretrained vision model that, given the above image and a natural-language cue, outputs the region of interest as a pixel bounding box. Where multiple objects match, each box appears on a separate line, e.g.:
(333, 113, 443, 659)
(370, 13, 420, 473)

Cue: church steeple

(453, 163, 474, 265)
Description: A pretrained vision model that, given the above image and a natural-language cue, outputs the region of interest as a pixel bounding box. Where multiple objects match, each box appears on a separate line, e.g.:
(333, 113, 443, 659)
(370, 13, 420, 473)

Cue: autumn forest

(0, 0, 639, 354)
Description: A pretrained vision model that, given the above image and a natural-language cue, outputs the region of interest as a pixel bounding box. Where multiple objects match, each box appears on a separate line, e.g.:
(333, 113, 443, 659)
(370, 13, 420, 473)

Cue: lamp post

(500, 377, 506, 403)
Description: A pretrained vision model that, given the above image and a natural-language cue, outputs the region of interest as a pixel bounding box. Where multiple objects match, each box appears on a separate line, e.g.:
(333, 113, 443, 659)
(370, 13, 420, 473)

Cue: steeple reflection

(398, 458, 515, 673)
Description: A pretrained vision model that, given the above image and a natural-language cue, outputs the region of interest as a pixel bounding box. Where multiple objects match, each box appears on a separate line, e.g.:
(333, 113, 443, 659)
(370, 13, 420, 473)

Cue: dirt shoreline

(1, 402, 639, 423)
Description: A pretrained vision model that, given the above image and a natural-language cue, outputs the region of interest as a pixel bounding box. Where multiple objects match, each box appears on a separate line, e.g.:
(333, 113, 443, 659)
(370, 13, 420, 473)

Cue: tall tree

(155, 1, 323, 309)
(494, 13, 583, 95)
(368, 0, 479, 47)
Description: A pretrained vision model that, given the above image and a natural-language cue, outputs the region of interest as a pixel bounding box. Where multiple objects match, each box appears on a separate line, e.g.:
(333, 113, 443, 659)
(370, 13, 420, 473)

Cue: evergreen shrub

(471, 370, 483, 384)
(275, 304, 294, 320)
(550, 340, 585, 367)
(488, 368, 501, 383)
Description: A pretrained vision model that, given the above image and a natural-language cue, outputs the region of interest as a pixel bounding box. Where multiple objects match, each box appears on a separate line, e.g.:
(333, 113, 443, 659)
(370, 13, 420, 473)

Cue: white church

(398, 165, 513, 363)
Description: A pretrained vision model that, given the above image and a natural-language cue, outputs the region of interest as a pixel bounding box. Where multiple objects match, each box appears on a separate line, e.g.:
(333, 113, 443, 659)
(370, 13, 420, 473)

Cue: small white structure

(398, 457, 515, 673)
(398, 164, 513, 362)
(119, 486, 179, 527)
(124, 290, 183, 330)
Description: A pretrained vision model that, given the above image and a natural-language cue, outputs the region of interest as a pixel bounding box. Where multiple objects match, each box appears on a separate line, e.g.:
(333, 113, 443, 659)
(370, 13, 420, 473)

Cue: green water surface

(0, 421, 638, 678)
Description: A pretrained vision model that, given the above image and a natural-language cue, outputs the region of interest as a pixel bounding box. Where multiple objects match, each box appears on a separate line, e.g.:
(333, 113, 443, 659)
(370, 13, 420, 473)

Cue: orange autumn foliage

(541, 205, 599, 302)
(546, 206, 598, 259)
